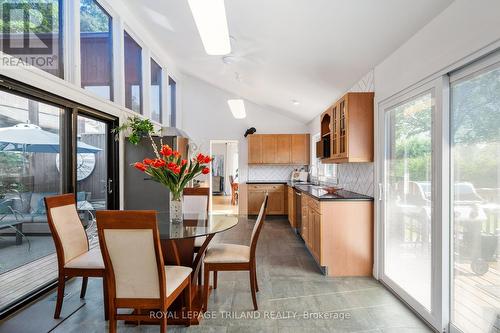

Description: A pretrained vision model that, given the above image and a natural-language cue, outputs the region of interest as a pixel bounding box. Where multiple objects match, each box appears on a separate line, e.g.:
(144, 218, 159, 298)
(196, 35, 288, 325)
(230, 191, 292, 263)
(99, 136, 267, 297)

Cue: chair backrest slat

(96, 210, 166, 301)
(45, 194, 88, 265)
(250, 194, 268, 259)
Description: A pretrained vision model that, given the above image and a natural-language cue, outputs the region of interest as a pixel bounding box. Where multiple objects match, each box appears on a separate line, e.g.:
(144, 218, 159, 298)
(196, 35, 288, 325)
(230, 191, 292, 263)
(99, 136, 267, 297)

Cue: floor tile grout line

(266, 286, 380, 302)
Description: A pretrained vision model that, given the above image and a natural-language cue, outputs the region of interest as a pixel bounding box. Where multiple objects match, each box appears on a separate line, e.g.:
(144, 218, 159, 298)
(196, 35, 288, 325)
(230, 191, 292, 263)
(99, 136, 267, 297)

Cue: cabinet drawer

(308, 197, 321, 213)
(248, 184, 284, 192)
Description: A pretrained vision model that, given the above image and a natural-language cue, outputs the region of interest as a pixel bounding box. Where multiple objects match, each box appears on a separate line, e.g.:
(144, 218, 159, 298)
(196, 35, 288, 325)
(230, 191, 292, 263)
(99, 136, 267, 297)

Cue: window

(150, 59, 162, 123)
(311, 133, 337, 181)
(450, 56, 500, 333)
(168, 76, 176, 126)
(0, 0, 63, 77)
(80, 0, 113, 100)
(311, 133, 320, 177)
(124, 31, 142, 113)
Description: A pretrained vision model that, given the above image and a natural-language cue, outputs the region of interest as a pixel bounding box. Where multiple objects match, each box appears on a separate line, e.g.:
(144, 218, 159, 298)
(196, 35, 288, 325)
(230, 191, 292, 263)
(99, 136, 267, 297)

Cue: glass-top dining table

(153, 212, 240, 325)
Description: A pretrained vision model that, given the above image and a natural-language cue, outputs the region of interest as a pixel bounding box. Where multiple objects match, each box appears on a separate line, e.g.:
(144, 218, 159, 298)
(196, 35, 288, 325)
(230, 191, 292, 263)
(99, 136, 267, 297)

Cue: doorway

(209, 140, 239, 214)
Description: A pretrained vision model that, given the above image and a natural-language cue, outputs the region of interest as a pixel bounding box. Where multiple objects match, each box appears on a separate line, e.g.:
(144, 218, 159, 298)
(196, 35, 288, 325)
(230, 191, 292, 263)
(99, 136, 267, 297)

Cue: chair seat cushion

(165, 265, 192, 297)
(204, 244, 250, 264)
(194, 236, 206, 248)
(64, 247, 105, 270)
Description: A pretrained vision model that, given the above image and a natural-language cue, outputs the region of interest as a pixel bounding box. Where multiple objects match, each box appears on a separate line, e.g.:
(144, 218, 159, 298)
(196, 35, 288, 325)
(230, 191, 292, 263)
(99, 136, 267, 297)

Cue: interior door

(75, 112, 118, 213)
(379, 78, 448, 331)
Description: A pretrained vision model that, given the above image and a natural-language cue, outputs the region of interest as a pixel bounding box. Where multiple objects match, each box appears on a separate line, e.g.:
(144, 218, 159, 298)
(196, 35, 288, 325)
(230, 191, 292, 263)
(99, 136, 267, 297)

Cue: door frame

(377, 76, 450, 332)
(75, 109, 120, 210)
(209, 139, 239, 212)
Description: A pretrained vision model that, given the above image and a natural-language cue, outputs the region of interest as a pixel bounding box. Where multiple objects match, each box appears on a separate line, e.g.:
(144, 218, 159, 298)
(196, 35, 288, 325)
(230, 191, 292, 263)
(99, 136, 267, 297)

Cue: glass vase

(170, 194, 183, 223)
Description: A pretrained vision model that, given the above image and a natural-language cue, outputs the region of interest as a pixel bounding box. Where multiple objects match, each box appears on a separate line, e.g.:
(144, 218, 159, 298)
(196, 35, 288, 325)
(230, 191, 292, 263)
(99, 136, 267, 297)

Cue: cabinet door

(313, 211, 321, 261)
(332, 104, 339, 157)
(291, 134, 310, 165)
(307, 208, 315, 249)
(338, 97, 348, 157)
(248, 135, 263, 164)
(276, 135, 291, 164)
(267, 190, 285, 214)
(287, 186, 295, 227)
(301, 199, 308, 239)
(248, 191, 266, 214)
(261, 135, 277, 164)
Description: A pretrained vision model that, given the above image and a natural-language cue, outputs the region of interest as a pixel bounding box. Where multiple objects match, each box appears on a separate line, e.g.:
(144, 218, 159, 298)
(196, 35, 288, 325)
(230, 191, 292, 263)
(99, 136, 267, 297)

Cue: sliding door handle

(378, 183, 383, 201)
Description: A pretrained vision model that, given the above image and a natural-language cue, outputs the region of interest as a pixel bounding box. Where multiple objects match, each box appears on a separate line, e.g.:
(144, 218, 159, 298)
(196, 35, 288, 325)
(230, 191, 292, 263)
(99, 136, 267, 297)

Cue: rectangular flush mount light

(227, 99, 246, 119)
(188, 0, 231, 55)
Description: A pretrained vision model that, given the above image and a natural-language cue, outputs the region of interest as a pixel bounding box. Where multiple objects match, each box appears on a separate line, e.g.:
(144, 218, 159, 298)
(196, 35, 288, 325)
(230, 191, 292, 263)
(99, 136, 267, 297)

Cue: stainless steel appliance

(124, 127, 189, 211)
(294, 189, 302, 234)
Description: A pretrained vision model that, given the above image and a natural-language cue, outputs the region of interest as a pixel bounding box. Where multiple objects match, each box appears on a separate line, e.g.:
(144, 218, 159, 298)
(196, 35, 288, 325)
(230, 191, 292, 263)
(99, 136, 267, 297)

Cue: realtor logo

(0, 2, 59, 71)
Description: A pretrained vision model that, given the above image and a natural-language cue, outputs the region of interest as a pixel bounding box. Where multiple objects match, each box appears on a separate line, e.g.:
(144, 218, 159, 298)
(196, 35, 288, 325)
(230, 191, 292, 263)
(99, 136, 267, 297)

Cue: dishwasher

(294, 189, 302, 236)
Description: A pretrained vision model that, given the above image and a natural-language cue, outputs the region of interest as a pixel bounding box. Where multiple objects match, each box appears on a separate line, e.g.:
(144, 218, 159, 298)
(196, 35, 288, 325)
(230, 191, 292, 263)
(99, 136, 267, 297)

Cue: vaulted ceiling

(124, 0, 453, 122)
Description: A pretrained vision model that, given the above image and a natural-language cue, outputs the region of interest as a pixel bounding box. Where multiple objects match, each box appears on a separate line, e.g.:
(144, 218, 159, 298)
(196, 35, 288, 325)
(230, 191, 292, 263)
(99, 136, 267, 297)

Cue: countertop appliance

(124, 129, 189, 211)
(291, 170, 308, 182)
(295, 188, 302, 235)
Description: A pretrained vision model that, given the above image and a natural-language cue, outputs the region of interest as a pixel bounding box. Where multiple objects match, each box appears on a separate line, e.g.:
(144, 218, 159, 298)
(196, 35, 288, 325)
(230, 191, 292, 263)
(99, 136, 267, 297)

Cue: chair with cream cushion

(203, 194, 268, 311)
(44, 194, 106, 319)
(96, 210, 192, 333)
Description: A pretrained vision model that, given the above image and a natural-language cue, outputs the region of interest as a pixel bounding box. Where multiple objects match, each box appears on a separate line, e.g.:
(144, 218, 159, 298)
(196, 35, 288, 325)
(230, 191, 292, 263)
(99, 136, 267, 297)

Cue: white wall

(181, 74, 308, 182)
(374, 0, 500, 103)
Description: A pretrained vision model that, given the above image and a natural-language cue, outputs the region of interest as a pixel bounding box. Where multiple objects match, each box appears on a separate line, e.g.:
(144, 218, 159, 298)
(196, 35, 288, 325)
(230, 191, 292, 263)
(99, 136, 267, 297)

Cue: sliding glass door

(379, 78, 448, 331)
(0, 79, 119, 317)
(0, 89, 65, 313)
(450, 54, 500, 333)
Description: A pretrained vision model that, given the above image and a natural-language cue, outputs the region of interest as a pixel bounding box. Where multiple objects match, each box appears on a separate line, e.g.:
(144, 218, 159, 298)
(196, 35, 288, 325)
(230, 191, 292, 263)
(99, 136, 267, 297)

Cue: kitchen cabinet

(247, 134, 309, 165)
(247, 184, 286, 215)
(261, 135, 277, 164)
(287, 186, 295, 227)
(318, 92, 374, 163)
(276, 135, 291, 163)
(291, 134, 310, 165)
(296, 192, 373, 276)
(248, 135, 263, 164)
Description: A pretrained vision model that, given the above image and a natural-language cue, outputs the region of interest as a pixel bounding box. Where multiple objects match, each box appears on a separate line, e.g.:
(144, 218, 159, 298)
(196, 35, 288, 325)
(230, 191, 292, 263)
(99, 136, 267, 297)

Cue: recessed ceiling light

(188, 0, 231, 55)
(292, 99, 300, 106)
(227, 99, 246, 119)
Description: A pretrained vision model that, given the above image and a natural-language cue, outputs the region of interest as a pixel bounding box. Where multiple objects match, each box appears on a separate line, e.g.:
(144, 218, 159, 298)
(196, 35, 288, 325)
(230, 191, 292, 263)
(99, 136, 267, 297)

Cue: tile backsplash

(248, 165, 305, 181)
(336, 163, 374, 196)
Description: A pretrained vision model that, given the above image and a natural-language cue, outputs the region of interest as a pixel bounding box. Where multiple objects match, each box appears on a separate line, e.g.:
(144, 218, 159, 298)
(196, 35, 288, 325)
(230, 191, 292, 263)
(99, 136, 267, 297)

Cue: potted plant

(133, 141, 211, 223)
(112, 116, 156, 145)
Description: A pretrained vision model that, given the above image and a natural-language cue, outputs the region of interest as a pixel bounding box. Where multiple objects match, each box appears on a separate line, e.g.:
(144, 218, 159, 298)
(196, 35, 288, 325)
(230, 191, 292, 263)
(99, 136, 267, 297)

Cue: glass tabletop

(156, 212, 239, 240)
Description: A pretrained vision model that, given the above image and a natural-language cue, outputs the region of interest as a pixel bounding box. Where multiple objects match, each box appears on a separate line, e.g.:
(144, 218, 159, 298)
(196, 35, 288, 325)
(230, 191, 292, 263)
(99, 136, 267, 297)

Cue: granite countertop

(293, 184, 374, 201)
(245, 180, 373, 201)
(245, 180, 289, 184)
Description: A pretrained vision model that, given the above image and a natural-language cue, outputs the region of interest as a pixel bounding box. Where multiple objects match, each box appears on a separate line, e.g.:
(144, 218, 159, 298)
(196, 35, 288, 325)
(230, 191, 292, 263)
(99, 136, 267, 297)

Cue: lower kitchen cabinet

(300, 193, 373, 277)
(247, 184, 286, 215)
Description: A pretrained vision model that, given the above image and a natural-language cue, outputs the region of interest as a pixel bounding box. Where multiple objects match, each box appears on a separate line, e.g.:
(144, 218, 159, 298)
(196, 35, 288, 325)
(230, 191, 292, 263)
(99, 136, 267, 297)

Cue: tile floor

(2, 217, 432, 333)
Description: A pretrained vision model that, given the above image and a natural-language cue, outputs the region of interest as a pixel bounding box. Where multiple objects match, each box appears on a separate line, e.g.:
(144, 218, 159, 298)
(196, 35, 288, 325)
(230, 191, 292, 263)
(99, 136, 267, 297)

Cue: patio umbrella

(0, 123, 101, 153)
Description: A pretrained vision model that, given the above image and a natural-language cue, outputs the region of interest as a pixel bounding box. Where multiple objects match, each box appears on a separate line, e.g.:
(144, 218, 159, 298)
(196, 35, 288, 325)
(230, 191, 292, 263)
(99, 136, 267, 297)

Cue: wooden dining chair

(203, 194, 268, 311)
(44, 193, 106, 319)
(183, 187, 210, 251)
(183, 187, 210, 284)
(96, 210, 192, 333)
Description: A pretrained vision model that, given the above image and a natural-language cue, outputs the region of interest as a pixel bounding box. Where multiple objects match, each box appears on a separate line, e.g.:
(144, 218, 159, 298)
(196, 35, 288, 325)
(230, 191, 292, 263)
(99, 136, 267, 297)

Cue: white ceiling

(124, 0, 453, 123)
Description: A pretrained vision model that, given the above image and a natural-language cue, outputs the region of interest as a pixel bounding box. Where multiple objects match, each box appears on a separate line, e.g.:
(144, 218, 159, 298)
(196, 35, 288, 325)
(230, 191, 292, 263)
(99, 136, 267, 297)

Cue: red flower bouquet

(133, 143, 211, 202)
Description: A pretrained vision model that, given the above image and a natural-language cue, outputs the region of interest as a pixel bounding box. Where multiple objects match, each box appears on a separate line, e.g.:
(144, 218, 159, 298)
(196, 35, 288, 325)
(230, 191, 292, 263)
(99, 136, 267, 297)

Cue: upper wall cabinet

(248, 134, 310, 165)
(318, 92, 374, 163)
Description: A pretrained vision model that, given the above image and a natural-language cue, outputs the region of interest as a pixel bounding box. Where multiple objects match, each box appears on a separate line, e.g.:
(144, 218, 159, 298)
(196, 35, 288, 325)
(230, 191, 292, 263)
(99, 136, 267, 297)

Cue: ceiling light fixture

(227, 99, 246, 119)
(292, 99, 300, 106)
(187, 0, 231, 55)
